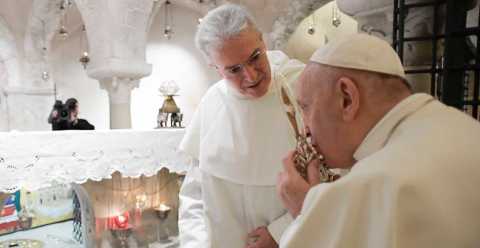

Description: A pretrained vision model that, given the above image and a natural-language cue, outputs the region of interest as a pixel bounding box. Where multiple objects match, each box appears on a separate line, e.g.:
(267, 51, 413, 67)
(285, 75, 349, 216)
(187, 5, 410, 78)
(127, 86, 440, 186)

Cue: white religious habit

(280, 93, 480, 248)
(178, 51, 304, 248)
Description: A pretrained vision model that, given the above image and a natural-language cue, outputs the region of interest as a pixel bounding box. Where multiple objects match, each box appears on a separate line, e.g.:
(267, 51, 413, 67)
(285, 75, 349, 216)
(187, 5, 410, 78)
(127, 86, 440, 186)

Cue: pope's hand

(277, 150, 321, 218)
(245, 226, 278, 248)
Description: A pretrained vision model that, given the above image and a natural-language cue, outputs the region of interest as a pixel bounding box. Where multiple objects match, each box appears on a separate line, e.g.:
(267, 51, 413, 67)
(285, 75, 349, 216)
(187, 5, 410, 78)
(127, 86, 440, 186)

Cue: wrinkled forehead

(208, 31, 265, 67)
(208, 29, 263, 59)
(295, 63, 329, 99)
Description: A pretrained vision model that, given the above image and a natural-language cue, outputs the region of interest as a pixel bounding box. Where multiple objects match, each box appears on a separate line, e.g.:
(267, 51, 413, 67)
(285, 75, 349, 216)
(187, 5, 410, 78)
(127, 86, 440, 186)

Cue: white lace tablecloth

(0, 129, 187, 193)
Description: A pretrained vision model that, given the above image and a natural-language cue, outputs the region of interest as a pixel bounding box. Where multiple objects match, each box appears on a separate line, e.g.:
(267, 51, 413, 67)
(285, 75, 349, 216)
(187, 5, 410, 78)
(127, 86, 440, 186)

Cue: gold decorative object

(279, 85, 338, 182)
(58, 0, 72, 40)
(160, 95, 180, 113)
(157, 81, 183, 128)
(58, 26, 68, 39)
(79, 25, 90, 69)
(79, 51, 90, 69)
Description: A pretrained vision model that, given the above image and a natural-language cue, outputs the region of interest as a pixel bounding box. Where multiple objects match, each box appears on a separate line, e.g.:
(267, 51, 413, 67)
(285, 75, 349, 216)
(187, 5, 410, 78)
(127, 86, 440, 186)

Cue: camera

(52, 100, 71, 122)
(48, 98, 94, 130)
(50, 99, 77, 124)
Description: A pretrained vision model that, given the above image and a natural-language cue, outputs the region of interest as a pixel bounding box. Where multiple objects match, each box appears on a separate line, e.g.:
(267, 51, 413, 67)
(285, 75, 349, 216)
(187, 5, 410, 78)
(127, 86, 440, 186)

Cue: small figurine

(170, 112, 183, 128)
(157, 110, 169, 128)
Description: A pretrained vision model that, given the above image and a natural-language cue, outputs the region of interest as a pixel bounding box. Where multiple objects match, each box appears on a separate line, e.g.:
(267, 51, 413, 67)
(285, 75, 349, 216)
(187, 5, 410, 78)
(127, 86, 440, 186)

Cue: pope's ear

(336, 77, 360, 122)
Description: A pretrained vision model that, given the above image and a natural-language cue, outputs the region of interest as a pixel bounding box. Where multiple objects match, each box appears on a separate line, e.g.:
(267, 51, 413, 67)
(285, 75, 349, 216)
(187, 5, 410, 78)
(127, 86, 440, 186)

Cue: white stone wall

(5, 91, 53, 131)
(0, 0, 61, 131)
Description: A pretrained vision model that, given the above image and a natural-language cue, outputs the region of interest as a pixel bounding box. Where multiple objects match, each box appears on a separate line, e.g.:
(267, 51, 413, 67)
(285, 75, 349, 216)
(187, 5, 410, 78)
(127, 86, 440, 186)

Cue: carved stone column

(99, 78, 139, 129)
(74, 0, 154, 128)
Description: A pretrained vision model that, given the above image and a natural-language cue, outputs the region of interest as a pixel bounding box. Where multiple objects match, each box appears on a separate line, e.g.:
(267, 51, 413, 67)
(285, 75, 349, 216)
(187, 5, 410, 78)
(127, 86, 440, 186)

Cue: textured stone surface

(75, 0, 153, 80)
(0, 0, 358, 130)
(6, 90, 53, 131)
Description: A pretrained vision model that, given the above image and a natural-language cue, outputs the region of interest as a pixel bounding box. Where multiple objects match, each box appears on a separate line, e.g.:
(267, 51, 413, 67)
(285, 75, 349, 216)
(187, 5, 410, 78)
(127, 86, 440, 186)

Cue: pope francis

(278, 33, 480, 248)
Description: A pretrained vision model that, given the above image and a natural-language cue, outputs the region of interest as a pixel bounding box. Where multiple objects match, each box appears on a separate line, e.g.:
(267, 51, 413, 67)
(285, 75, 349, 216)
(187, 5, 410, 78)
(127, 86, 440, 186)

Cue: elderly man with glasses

(177, 4, 304, 248)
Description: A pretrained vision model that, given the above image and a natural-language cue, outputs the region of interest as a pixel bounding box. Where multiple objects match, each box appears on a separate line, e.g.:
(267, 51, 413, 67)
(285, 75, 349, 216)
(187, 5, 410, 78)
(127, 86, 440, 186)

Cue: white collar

(353, 93, 434, 161)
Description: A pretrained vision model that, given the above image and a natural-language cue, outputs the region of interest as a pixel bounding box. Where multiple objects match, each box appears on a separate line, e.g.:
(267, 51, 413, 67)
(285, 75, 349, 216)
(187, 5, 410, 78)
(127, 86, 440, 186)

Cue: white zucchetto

(310, 33, 407, 83)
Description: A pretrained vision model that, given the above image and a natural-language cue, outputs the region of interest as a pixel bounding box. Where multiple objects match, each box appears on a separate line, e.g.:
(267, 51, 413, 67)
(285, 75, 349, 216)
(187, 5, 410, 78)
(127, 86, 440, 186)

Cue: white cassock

(280, 93, 480, 248)
(178, 51, 304, 248)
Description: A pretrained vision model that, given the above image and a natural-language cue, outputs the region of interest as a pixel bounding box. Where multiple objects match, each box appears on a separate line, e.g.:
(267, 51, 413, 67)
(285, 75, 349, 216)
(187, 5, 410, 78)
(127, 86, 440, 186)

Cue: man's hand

(245, 226, 278, 248)
(51, 110, 58, 119)
(277, 150, 322, 218)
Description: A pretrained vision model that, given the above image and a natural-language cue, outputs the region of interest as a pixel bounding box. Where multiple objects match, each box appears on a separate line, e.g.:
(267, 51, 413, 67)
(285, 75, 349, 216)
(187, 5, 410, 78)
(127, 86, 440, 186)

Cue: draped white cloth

(280, 94, 480, 248)
(178, 51, 304, 248)
(0, 129, 187, 193)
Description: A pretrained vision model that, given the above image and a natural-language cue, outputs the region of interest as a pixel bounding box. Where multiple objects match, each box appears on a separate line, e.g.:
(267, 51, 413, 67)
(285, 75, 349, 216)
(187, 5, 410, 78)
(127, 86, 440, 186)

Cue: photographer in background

(48, 98, 94, 130)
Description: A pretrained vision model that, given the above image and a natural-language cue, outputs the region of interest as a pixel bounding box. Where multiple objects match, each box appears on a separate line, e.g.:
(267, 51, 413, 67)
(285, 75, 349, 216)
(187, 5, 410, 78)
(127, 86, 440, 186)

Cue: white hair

(195, 4, 259, 58)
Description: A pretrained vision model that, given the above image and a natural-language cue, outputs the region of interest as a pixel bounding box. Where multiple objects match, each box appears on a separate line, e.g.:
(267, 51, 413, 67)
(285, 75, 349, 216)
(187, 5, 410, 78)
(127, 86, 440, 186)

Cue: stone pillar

(99, 78, 139, 129)
(74, 0, 153, 129)
(1, 10, 58, 131)
(0, 1, 66, 131)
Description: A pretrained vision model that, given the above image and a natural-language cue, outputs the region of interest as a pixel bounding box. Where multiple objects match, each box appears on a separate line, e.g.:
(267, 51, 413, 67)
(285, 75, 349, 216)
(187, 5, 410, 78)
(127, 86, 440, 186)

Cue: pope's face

(296, 65, 345, 168)
(209, 29, 271, 99)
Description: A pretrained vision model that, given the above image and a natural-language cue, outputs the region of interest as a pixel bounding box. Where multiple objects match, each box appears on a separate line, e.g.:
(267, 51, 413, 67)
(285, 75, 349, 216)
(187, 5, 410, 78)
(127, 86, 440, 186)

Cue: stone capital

(99, 77, 139, 105)
(75, 0, 154, 80)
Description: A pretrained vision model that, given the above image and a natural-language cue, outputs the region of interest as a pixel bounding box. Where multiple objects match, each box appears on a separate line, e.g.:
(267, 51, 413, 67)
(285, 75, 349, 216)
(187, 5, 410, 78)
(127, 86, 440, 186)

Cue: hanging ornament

(164, 26, 173, 39)
(58, 0, 70, 39)
(41, 71, 50, 81)
(40, 21, 50, 82)
(307, 4, 316, 35)
(307, 26, 315, 35)
(79, 25, 90, 69)
(79, 52, 90, 69)
(60, 0, 72, 10)
(332, 2, 342, 27)
(58, 26, 69, 39)
(163, 0, 174, 40)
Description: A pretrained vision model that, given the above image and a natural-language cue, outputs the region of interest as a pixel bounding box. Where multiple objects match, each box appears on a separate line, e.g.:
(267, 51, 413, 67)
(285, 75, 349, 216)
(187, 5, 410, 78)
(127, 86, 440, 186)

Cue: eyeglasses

(216, 49, 265, 77)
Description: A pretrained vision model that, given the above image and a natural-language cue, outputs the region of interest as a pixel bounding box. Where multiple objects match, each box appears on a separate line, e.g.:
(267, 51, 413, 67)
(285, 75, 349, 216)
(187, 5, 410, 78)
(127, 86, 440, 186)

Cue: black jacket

(51, 119, 94, 130)
(72, 119, 95, 130)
